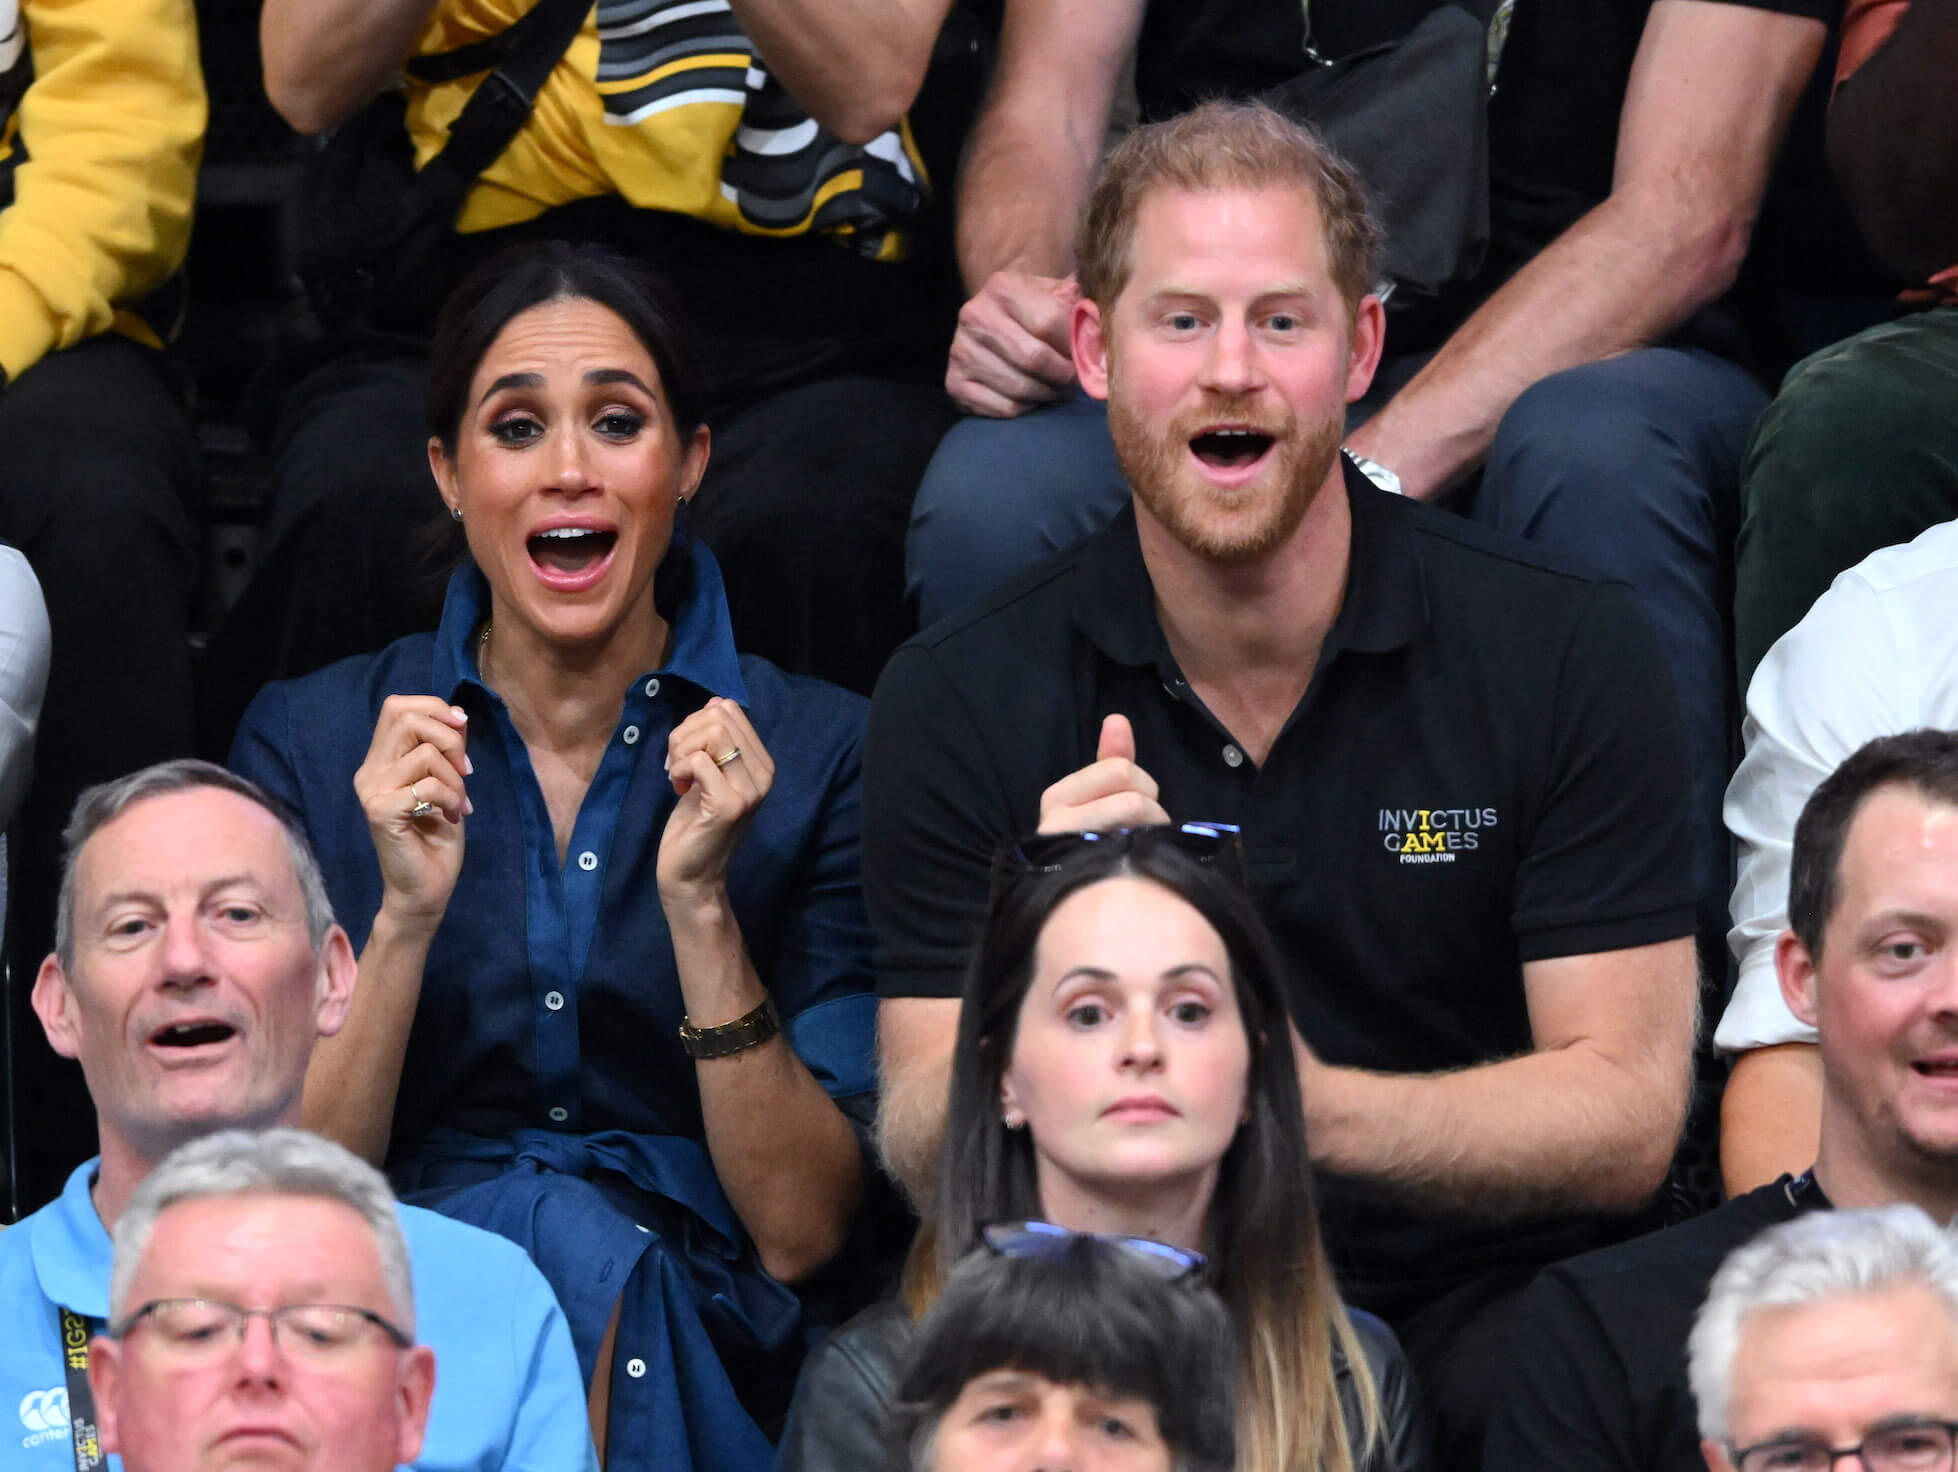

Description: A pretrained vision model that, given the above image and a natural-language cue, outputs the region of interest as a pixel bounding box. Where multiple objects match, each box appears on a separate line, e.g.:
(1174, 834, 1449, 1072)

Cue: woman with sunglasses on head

(888, 1230, 1237, 1472)
(777, 827, 1428, 1472)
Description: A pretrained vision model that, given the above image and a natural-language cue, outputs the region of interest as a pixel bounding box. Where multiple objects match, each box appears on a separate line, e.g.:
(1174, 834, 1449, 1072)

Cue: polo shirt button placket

(544, 990, 565, 1012)
(625, 1358, 647, 1379)
(577, 850, 598, 872)
(622, 725, 640, 745)
(1222, 744, 1245, 769)
(547, 1106, 568, 1123)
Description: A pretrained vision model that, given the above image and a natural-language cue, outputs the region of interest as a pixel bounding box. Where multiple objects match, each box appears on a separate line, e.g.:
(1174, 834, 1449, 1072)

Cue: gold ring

(711, 747, 742, 768)
(407, 782, 435, 819)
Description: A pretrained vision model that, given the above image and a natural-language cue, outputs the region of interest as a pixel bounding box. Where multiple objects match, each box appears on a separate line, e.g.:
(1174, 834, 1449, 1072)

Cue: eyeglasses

(988, 823, 1247, 905)
(981, 1219, 1207, 1283)
(1729, 1419, 1958, 1472)
(113, 1298, 413, 1366)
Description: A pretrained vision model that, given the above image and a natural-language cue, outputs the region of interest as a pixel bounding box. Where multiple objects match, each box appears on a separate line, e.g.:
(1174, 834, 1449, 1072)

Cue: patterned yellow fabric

(405, 0, 928, 260)
(0, 0, 204, 383)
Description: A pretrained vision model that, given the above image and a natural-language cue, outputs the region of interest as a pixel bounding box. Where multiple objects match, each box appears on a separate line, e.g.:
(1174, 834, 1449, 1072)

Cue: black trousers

(202, 350, 956, 752)
(0, 335, 201, 1210)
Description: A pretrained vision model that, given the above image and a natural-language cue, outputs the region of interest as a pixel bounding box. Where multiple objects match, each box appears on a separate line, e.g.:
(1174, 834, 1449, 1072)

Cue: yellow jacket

(0, 0, 206, 385)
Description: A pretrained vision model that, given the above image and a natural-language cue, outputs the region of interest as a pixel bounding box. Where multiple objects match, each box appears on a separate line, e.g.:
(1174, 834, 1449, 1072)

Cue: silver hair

(1688, 1204, 1958, 1445)
(55, 759, 335, 972)
(110, 1129, 415, 1334)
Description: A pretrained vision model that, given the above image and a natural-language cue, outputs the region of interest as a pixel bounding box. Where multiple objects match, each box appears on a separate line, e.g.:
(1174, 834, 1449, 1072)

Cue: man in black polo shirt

(1484, 728, 1958, 1472)
(866, 98, 1698, 1464)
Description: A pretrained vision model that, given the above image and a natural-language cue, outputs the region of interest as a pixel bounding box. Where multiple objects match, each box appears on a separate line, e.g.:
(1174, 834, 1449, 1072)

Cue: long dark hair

(931, 837, 1382, 1472)
(421, 240, 707, 614)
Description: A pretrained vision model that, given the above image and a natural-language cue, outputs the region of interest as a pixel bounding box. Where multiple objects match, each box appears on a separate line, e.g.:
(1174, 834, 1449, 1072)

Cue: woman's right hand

(354, 695, 472, 933)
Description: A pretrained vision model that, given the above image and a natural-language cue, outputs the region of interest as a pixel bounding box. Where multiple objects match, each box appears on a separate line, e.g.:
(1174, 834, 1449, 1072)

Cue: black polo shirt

(862, 461, 1695, 1313)
(1482, 1176, 1819, 1471)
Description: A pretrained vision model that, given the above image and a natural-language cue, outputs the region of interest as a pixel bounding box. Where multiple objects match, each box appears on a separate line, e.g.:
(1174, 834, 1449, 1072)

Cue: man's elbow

(264, 74, 346, 136)
(1674, 207, 1751, 311)
(1613, 186, 1752, 313)
(759, 1220, 851, 1285)
(1590, 1064, 1691, 1212)
(263, 55, 378, 136)
(815, 56, 931, 145)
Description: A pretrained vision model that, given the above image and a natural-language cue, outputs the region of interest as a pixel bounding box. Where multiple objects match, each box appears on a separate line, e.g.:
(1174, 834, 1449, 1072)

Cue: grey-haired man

(0, 759, 594, 1470)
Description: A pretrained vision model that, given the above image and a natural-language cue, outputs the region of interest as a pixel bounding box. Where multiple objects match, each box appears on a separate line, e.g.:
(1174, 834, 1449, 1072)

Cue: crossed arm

(942, 0, 1143, 416)
(1347, 0, 1825, 499)
(262, 0, 954, 141)
(874, 717, 1697, 1216)
(880, 939, 1695, 1217)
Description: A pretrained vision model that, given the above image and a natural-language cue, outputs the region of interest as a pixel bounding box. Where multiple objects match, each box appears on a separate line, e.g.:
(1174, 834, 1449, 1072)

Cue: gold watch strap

(678, 996, 781, 1059)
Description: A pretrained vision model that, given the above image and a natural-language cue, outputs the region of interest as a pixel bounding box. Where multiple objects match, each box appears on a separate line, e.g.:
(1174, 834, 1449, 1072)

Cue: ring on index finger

(406, 781, 436, 820)
(711, 747, 742, 768)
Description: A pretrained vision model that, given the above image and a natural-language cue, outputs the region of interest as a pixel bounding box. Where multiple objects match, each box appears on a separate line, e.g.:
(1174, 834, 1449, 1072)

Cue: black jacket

(775, 1298, 1431, 1471)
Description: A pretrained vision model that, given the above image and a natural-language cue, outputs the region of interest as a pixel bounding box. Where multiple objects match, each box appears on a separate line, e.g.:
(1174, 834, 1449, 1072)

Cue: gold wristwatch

(678, 996, 781, 1059)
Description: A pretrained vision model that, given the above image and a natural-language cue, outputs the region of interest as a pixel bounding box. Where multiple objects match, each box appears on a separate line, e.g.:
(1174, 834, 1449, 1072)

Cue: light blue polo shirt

(0, 1159, 599, 1470)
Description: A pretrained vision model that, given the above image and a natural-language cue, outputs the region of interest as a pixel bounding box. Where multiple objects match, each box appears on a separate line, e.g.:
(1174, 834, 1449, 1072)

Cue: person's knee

(907, 403, 1124, 623)
(1483, 354, 1755, 545)
(1742, 330, 1927, 522)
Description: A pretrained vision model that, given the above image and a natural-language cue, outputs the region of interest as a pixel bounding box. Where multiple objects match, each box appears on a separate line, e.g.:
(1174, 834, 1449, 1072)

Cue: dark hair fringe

(415, 239, 706, 618)
(890, 1238, 1235, 1472)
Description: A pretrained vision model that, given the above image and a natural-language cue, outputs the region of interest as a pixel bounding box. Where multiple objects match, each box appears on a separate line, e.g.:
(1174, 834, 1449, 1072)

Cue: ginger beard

(1106, 373, 1346, 566)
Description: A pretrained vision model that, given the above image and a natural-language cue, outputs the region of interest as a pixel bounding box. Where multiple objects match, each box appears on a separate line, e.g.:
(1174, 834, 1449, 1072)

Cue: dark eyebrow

(584, 368, 655, 395)
(477, 371, 543, 408)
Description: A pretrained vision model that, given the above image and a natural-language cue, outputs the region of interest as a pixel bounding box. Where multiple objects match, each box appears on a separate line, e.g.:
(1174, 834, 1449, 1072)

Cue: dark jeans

(1468, 347, 1768, 1002)
(202, 351, 958, 752)
(0, 335, 201, 1210)
(1733, 304, 1958, 697)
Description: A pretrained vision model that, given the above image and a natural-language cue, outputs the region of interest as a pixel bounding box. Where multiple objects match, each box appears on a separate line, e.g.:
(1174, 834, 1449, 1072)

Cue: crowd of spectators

(2, 0, 1956, 1468)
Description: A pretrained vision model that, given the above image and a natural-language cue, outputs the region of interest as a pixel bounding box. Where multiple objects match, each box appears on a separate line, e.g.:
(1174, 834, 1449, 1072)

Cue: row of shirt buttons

(542, 673, 660, 1132)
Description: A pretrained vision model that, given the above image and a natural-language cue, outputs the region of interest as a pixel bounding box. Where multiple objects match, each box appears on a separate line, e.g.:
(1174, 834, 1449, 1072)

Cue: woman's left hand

(658, 696, 775, 902)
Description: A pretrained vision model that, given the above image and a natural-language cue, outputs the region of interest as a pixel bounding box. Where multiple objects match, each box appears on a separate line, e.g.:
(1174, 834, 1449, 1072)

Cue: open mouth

(150, 1021, 237, 1049)
(1914, 1060, 1958, 1077)
(1189, 428, 1275, 471)
(527, 526, 618, 575)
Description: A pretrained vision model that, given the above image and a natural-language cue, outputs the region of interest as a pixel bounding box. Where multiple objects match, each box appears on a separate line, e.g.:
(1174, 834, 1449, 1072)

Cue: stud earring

(450, 505, 463, 522)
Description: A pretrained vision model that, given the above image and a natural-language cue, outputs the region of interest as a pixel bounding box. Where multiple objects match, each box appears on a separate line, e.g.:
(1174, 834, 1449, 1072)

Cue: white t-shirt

(1718, 517, 1958, 1051)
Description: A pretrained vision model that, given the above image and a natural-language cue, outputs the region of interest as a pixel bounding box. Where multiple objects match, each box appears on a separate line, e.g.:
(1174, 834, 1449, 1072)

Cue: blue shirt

(230, 548, 879, 1469)
(0, 1158, 596, 1471)
(230, 547, 877, 1153)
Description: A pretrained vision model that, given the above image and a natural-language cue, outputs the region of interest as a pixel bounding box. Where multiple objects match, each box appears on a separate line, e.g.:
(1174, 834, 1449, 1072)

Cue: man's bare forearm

(1307, 1038, 1690, 1217)
(955, 107, 1100, 292)
(1720, 1042, 1822, 1197)
(1828, 1, 1958, 281)
(731, 0, 951, 144)
(261, 0, 437, 134)
(1348, 191, 1747, 499)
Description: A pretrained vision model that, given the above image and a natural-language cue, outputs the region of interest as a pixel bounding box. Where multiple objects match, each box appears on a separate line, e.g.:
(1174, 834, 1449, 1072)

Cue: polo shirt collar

(1333, 456, 1430, 656)
(1070, 457, 1429, 669)
(29, 1158, 111, 1319)
(431, 543, 751, 705)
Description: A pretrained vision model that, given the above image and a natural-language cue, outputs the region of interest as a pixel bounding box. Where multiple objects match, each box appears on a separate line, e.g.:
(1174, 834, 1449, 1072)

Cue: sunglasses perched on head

(981, 1219, 1207, 1283)
(988, 822, 1246, 904)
